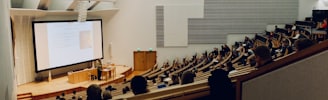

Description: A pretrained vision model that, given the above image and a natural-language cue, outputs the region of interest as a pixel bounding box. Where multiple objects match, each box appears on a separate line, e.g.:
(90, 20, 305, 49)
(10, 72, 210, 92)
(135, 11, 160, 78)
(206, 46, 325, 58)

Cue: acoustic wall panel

(188, 0, 298, 44)
(164, 5, 203, 47)
(157, 0, 298, 45)
(156, 6, 164, 47)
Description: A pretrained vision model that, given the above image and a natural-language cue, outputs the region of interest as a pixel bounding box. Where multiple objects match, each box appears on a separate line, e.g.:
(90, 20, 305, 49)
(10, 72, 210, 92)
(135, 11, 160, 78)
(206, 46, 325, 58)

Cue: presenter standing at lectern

(96, 59, 102, 81)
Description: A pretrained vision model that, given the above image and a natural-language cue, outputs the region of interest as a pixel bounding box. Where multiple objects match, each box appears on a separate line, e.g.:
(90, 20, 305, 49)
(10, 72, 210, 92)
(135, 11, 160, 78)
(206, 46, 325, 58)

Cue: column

(0, 0, 17, 100)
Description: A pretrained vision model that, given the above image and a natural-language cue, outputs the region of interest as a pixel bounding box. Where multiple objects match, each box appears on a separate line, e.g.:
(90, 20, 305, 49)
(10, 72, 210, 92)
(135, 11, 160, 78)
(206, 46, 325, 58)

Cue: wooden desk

(101, 66, 116, 80)
(67, 68, 97, 84)
(102, 68, 111, 80)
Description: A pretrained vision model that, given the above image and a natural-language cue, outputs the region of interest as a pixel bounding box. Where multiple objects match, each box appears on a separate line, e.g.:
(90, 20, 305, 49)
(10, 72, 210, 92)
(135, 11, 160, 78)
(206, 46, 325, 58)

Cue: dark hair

(86, 84, 102, 100)
(103, 90, 112, 100)
(226, 61, 235, 72)
(254, 46, 271, 60)
(170, 74, 180, 86)
(77, 96, 83, 100)
(295, 38, 314, 51)
(56, 96, 60, 100)
(208, 69, 235, 100)
(131, 76, 148, 95)
(181, 71, 195, 85)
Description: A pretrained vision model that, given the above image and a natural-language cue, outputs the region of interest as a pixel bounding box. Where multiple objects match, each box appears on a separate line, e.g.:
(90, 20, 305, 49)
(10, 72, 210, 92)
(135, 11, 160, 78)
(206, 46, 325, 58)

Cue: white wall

(104, 0, 210, 67)
(164, 5, 203, 47)
(314, 0, 328, 9)
(22, 0, 39, 9)
(0, 0, 16, 99)
(298, 0, 328, 20)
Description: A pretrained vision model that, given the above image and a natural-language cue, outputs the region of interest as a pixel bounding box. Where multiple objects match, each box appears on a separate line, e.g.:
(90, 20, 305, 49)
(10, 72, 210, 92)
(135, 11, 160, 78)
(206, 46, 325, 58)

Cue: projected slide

(33, 20, 103, 72)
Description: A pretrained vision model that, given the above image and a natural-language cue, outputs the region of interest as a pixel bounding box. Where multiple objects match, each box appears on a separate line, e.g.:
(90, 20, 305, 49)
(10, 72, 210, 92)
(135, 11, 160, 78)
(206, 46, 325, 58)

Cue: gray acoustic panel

(188, 0, 298, 44)
(156, 6, 164, 47)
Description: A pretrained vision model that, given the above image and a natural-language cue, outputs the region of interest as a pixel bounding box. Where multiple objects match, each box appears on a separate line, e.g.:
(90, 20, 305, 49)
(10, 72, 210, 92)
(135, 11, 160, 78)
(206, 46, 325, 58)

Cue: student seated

(105, 85, 117, 91)
(131, 76, 149, 95)
(294, 38, 314, 52)
(226, 61, 235, 72)
(317, 18, 327, 30)
(276, 40, 293, 57)
(181, 71, 195, 85)
(254, 46, 273, 68)
(86, 84, 102, 100)
(122, 86, 130, 94)
(195, 69, 235, 100)
(290, 30, 300, 43)
(102, 90, 112, 100)
(286, 28, 293, 37)
(169, 74, 180, 86)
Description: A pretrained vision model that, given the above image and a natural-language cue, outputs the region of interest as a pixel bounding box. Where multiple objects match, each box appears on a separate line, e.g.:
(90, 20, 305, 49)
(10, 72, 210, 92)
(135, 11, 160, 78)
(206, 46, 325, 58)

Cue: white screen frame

(32, 19, 104, 72)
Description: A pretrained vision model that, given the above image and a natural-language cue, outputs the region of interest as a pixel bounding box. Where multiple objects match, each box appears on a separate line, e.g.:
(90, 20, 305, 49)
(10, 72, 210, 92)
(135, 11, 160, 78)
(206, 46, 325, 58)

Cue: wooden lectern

(67, 68, 97, 84)
(134, 51, 156, 71)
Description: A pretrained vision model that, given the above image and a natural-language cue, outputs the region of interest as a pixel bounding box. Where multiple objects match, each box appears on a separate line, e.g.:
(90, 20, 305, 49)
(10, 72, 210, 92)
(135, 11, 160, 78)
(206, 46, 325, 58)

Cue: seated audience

(198, 69, 235, 100)
(290, 30, 300, 43)
(122, 86, 130, 94)
(254, 46, 273, 68)
(286, 28, 293, 36)
(60, 92, 66, 100)
(86, 84, 102, 100)
(224, 44, 231, 54)
(77, 96, 83, 100)
(270, 39, 281, 58)
(317, 18, 327, 30)
(131, 76, 149, 95)
(56, 96, 60, 100)
(240, 47, 252, 66)
(277, 40, 293, 57)
(181, 71, 196, 85)
(211, 47, 219, 57)
(169, 74, 180, 86)
(294, 38, 315, 52)
(226, 61, 235, 72)
(105, 85, 117, 91)
(72, 90, 77, 100)
(102, 90, 112, 100)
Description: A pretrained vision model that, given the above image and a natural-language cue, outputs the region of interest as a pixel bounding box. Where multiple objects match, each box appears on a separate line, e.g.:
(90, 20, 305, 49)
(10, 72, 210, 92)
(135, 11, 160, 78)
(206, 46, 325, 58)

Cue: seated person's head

(170, 74, 180, 85)
(181, 71, 195, 85)
(86, 84, 102, 100)
(254, 46, 272, 67)
(56, 96, 60, 100)
(208, 69, 235, 100)
(77, 96, 83, 100)
(226, 61, 235, 72)
(131, 76, 148, 95)
(102, 90, 112, 100)
(106, 85, 112, 91)
(282, 40, 289, 46)
(295, 38, 314, 52)
(209, 69, 230, 89)
(125, 86, 130, 91)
